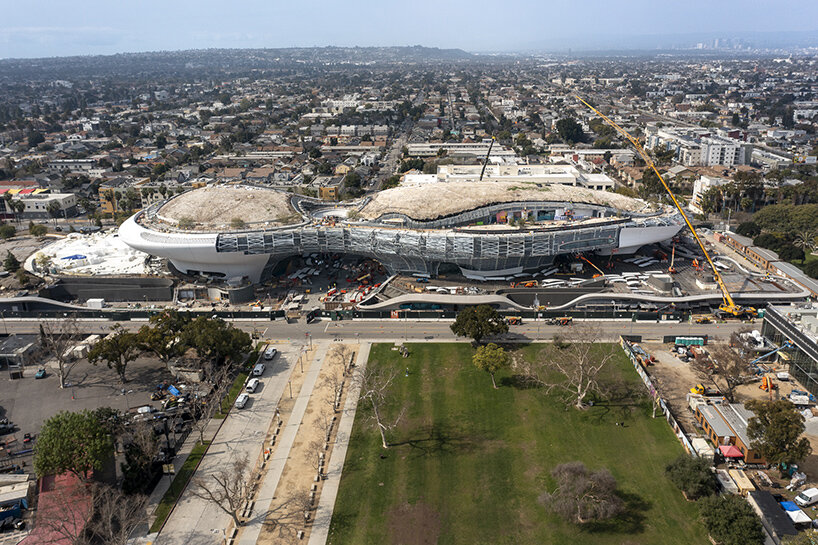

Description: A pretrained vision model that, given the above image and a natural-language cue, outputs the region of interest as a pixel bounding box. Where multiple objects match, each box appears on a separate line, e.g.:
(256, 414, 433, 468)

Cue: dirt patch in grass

(387, 502, 441, 545)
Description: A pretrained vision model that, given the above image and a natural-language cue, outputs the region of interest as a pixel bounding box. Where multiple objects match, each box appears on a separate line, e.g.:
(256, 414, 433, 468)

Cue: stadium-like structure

(119, 183, 684, 283)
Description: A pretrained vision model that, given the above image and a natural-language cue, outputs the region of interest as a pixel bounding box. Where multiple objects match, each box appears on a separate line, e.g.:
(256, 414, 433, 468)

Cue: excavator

(575, 96, 757, 320)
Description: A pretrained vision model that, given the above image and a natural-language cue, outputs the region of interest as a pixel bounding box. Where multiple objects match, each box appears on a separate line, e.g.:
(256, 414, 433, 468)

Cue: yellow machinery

(575, 96, 756, 320)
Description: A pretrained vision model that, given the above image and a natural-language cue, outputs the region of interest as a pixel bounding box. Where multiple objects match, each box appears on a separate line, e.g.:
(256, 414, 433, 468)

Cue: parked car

(263, 346, 278, 361)
(796, 488, 818, 507)
(245, 378, 260, 393)
(235, 393, 250, 409)
(252, 363, 266, 376)
(34, 368, 46, 379)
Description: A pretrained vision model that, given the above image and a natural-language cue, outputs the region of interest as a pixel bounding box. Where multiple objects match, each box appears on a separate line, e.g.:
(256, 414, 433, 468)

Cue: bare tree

(261, 489, 313, 538)
(32, 480, 94, 545)
(524, 326, 618, 409)
(328, 344, 354, 375)
(191, 363, 233, 444)
(189, 454, 255, 528)
(539, 461, 624, 524)
(353, 364, 407, 449)
(85, 484, 147, 545)
(690, 344, 747, 403)
(39, 317, 80, 389)
(321, 367, 345, 413)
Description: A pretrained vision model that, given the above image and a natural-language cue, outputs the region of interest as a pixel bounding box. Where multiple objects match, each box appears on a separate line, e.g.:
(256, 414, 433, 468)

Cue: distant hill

(0, 46, 475, 81)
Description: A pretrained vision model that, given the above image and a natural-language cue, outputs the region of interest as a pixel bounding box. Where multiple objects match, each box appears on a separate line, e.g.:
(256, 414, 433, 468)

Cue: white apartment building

(645, 127, 751, 168)
(406, 141, 517, 160)
(689, 175, 730, 214)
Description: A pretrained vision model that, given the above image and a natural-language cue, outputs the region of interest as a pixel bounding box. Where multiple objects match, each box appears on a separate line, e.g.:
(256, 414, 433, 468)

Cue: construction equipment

(506, 316, 522, 325)
(668, 244, 677, 274)
(545, 316, 573, 326)
(690, 384, 720, 396)
(479, 137, 495, 181)
(748, 341, 793, 374)
(760, 376, 777, 392)
(576, 96, 756, 320)
(692, 314, 712, 324)
(575, 254, 605, 278)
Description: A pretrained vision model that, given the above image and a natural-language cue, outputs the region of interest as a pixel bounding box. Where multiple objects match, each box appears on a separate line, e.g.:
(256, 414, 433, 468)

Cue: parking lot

(0, 354, 173, 470)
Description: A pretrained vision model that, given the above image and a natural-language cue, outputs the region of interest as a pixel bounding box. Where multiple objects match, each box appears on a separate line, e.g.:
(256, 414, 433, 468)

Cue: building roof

(748, 490, 798, 539)
(698, 404, 734, 438)
(359, 180, 656, 221)
(155, 186, 297, 229)
(715, 403, 754, 448)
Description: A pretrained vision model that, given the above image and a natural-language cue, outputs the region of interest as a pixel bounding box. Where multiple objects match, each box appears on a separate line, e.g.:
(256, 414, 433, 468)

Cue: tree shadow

(581, 490, 650, 535)
(499, 374, 542, 390)
(391, 422, 479, 458)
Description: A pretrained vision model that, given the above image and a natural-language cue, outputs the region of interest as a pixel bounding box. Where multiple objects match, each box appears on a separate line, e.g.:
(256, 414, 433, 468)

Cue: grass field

(327, 343, 709, 545)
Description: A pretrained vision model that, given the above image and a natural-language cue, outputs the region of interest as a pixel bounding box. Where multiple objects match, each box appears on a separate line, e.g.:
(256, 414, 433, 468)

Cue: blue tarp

(61, 254, 86, 260)
(781, 501, 800, 511)
(167, 385, 181, 397)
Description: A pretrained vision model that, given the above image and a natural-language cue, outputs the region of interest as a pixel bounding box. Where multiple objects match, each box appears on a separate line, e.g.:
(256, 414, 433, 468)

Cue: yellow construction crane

(575, 96, 756, 319)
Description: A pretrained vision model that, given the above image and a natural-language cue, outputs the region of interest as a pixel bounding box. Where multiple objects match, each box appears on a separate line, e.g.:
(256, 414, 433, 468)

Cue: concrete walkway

(238, 341, 331, 545)
(307, 343, 370, 545)
(156, 344, 302, 545)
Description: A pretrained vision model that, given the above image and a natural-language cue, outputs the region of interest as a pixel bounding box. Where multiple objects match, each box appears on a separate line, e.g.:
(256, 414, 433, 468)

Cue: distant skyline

(2, 0, 818, 59)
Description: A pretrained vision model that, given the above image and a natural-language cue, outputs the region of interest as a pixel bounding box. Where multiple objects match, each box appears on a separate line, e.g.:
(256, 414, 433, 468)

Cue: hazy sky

(2, 0, 818, 58)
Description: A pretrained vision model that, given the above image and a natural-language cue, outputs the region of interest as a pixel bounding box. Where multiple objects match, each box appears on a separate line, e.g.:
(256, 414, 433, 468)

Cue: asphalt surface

(1, 317, 749, 343)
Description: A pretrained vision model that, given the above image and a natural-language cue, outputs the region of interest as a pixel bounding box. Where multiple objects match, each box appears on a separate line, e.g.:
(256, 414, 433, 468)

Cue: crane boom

(479, 137, 495, 181)
(574, 95, 753, 318)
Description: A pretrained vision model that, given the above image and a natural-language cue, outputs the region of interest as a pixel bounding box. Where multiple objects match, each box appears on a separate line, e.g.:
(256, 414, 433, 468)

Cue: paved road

(0, 318, 748, 343)
(157, 343, 303, 545)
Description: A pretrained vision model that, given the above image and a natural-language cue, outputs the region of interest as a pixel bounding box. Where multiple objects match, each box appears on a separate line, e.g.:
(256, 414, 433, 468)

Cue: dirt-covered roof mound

(157, 186, 299, 229)
(360, 181, 653, 221)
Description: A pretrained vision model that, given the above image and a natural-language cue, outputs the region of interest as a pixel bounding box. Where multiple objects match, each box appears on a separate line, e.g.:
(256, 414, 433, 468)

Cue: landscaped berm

(327, 343, 709, 545)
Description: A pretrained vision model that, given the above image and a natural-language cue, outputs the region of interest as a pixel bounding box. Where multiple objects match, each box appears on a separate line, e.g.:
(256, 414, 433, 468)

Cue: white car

(235, 393, 250, 409)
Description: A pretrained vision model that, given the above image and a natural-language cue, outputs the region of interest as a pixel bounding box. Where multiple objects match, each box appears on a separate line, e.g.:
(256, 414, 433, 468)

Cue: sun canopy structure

(718, 445, 744, 458)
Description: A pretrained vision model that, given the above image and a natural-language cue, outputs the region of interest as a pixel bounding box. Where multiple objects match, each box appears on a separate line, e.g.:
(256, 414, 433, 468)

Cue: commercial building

(406, 141, 517, 160)
(693, 401, 763, 463)
(762, 304, 818, 396)
(119, 182, 682, 283)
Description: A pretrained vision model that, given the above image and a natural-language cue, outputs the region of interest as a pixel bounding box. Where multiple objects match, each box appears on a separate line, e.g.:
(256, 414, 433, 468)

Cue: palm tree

(794, 230, 818, 254)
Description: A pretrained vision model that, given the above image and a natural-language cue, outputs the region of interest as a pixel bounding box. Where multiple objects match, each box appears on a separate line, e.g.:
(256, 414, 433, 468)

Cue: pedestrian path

(238, 341, 331, 545)
(307, 343, 370, 545)
(156, 343, 301, 545)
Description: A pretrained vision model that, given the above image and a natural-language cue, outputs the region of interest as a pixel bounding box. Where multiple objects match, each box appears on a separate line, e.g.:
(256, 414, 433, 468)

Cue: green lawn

(327, 343, 709, 545)
(150, 440, 211, 533)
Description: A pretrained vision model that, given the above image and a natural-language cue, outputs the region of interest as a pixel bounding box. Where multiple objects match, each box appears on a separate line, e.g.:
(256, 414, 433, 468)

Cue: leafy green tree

(735, 222, 760, 238)
(472, 343, 510, 389)
(3, 251, 20, 272)
(29, 222, 47, 237)
(88, 325, 141, 383)
(699, 495, 764, 545)
(181, 316, 252, 368)
(136, 309, 191, 368)
(0, 224, 16, 239)
(555, 118, 585, 145)
(27, 130, 45, 148)
(805, 260, 818, 279)
(34, 410, 114, 480)
(747, 399, 812, 471)
(664, 455, 718, 500)
(450, 305, 509, 344)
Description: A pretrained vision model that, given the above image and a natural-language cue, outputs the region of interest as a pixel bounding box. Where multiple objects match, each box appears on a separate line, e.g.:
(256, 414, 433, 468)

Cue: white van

(264, 346, 278, 361)
(795, 487, 818, 507)
(252, 363, 266, 376)
(245, 378, 260, 393)
(235, 393, 249, 409)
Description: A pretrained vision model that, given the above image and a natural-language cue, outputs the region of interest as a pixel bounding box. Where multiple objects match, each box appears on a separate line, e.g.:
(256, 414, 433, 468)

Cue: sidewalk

(238, 341, 330, 545)
(155, 343, 302, 545)
(307, 343, 371, 545)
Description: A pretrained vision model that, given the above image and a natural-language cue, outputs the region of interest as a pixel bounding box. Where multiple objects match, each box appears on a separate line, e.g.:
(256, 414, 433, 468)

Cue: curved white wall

(118, 216, 269, 282)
